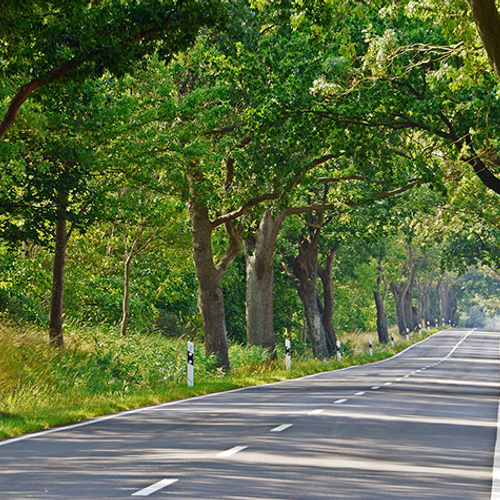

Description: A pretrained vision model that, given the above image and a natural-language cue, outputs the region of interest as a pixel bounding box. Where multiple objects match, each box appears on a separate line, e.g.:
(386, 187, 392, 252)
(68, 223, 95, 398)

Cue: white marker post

(336, 340, 342, 362)
(406, 327, 410, 340)
(369, 339, 373, 356)
(442, 318, 445, 327)
(391, 333, 395, 348)
(285, 339, 292, 371)
(187, 341, 194, 388)
(419, 323, 422, 336)
(427, 320, 431, 332)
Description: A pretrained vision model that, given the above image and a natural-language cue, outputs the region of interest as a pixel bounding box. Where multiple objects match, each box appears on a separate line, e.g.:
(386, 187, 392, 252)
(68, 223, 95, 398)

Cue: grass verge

(0, 319, 437, 440)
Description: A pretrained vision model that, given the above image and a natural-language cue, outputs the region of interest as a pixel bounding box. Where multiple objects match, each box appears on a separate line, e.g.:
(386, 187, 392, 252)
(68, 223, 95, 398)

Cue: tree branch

(0, 1, 211, 139)
(463, 133, 500, 195)
(317, 174, 410, 187)
(212, 192, 279, 228)
(282, 180, 419, 217)
(0, 57, 84, 138)
(215, 219, 243, 279)
(288, 153, 344, 190)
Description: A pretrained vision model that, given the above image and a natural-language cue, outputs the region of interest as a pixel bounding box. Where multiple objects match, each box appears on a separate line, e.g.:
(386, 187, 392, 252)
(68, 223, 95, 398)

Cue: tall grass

(0, 319, 434, 440)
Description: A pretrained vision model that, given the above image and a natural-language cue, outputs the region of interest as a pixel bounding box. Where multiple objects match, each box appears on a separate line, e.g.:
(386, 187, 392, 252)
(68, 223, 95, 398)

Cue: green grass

(0, 319, 437, 440)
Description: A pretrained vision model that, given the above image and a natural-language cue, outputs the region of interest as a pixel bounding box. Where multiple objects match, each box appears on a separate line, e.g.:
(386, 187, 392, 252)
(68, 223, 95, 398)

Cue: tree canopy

(1, 0, 500, 367)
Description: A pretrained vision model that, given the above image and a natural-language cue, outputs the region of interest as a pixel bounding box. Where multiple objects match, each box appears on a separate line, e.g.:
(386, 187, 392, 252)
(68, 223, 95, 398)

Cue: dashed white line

(383, 382, 392, 386)
(217, 446, 248, 458)
(271, 424, 293, 432)
(308, 409, 324, 415)
(334, 399, 348, 404)
(132, 479, 179, 497)
(371, 386, 380, 390)
(395, 378, 403, 381)
(355, 391, 366, 396)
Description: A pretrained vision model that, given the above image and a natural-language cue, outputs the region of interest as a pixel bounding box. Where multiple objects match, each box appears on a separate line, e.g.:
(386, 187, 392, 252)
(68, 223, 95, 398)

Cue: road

(0, 328, 499, 499)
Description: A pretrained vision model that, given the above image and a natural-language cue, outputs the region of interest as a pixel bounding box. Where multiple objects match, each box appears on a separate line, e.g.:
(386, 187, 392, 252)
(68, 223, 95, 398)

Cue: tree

(281, 213, 338, 358)
(244, 211, 284, 353)
(436, 273, 460, 325)
(0, 72, 146, 345)
(374, 258, 390, 343)
(0, 111, 110, 345)
(117, 193, 177, 338)
(187, 173, 243, 369)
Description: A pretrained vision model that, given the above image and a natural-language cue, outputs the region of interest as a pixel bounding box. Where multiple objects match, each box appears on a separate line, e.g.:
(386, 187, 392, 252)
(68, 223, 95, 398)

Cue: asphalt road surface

(1, 328, 500, 499)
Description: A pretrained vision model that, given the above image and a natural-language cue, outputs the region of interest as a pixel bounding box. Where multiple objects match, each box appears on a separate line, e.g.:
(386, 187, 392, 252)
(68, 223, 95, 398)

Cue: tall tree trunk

(404, 288, 419, 331)
(189, 197, 230, 369)
(374, 290, 389, 343)
(245, 211, 284, 352)
(374, 259, 389, 343)
(120, 226, 145, 337)
(469, 0, 500, 83)
(438, 281, 451, 325)
(390, 246, 424, 335)
(390, 281, 409, 335)
(418, 283, 431, 327)
(188, 171, 241, 370)
(120, 253, 133, 337)
(288, 228, 329, 358)
(317, 246, 338, 355)
(49, 213, 69, 347)
(299, 278, 329, 358)
(437, 277, 461, 325)
(450, 285, 459, 325)
(433, 279, 442, 326)
(417, 268, 435, 328)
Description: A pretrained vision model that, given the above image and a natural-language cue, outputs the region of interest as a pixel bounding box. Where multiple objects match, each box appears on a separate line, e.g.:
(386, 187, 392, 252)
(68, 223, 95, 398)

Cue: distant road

(1, 328, 499, 499)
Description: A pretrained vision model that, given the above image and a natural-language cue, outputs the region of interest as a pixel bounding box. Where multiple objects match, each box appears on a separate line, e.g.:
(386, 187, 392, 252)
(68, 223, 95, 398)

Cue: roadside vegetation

(0, 318, 436, 440)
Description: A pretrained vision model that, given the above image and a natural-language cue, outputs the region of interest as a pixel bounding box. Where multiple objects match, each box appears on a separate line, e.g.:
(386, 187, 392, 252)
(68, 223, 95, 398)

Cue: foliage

(0, 0, 224, 141)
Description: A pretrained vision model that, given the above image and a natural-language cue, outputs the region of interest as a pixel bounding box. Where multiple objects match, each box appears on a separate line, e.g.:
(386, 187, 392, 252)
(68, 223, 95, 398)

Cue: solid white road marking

(443, 329, 475, 360)
(334, 399, 348, 404)
(490, 335, 500, 500)
(271, 424, 293, 432)
(308, 409, 324, 415)
(132, 479, 178, 497)
(217, 446, 248, 458)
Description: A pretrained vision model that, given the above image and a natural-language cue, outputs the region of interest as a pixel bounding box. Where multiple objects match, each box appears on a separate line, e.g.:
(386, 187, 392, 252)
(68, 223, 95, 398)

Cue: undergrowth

(0, 318, 436, 440)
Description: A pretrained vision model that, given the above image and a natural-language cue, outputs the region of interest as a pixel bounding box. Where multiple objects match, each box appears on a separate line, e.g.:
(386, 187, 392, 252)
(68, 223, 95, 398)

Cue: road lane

(0, 328, 499, 499)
